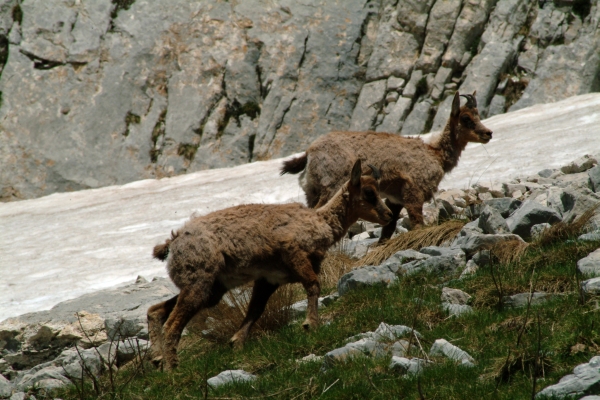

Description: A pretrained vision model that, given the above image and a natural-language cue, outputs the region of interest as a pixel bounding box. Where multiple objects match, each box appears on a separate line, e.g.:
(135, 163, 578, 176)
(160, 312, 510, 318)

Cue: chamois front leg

(229, 278, 279, 349)
(378, 200, 403, 244)
(295, 260, 321, 330)
(147, 294, 178, 365)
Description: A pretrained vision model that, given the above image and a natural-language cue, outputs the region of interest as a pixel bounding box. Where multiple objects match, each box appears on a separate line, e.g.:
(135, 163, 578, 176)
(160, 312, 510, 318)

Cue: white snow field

(1, 93, 599, 321)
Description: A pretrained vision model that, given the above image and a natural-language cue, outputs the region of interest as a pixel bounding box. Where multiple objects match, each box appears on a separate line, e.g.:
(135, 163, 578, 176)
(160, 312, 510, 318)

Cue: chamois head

(346, 159, 393, 225)
(451, 91, 493, 144)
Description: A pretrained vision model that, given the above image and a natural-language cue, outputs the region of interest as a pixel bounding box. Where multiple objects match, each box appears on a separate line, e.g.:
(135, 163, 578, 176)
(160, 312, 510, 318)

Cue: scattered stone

(320, 292, 339, 307)
(429, 339, 474, 365)
(389, 356, 429, 376)
(459, 260, 479, 279)
(441, 288, 471, 305)
(579, 231, 600, 242)
(391, 340, 415, 357)
(296, 354, 323, 364)
(289, 298, 325, 317)
(535, 356, 600, 399)
(531, 223, 551, 240)
(581, 278, 600, 295)
(472, 250, 491, 267)
(337, 265, 398, 296)
(374, 322, 420, 341)
(560, 155, 597, 174)
(577, 249, 600, 277)
(380, 250, 431, 271)
(503, 183, 527, 197)
(207, 370, 257, 389)
(442, 303, 474, 317)
(503, 292, 556, 308)
(420, 247, 466, 265)
(341, 237, 379, 258)
(454, 233, 525, 257)
(400, 254, 465, 276)
(505, 200, 561, 238)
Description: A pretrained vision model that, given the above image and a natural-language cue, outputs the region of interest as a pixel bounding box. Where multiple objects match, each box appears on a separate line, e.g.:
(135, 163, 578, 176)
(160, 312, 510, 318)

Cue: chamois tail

(152, 231, 179, 261)
(280, 153, 307, 175)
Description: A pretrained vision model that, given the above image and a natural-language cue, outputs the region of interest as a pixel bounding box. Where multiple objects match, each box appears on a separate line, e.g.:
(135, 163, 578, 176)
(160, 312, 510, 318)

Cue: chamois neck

(316, 184, 353, 243)
(429, 119, 468, 173)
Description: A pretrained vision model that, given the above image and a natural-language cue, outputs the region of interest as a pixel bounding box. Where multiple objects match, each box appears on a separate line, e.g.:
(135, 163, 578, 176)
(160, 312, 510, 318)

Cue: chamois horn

(460, 93, 477, 109)
(367, 164, 381, 181)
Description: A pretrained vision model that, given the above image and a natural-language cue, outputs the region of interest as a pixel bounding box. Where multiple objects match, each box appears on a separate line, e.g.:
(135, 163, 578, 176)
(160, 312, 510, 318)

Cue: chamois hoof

(229, 336, 245, 350)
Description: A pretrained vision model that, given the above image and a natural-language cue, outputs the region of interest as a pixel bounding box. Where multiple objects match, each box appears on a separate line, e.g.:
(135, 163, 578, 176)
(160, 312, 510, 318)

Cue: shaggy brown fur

(147, 160, 392, 370)
(281, 91, 493, 243)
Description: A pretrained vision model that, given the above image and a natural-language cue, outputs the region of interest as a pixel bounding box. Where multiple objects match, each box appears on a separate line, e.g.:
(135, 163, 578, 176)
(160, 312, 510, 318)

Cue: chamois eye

(363, 187, 377, 204)
(461, 115, 474, 128)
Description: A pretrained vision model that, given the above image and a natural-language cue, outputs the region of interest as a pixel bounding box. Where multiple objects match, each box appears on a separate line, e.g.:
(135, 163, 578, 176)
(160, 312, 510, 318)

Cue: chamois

(281, 91, 493, 243)
(148, 160, 392, 370)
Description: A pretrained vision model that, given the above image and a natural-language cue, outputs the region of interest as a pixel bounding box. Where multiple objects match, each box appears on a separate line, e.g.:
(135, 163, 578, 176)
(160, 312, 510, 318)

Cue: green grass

(48, 236, 600, 400)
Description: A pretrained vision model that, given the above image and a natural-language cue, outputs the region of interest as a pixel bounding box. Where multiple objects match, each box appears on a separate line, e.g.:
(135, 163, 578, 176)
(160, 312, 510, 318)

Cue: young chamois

(281, 91, 493, 243)
(147, 160, 392, 370)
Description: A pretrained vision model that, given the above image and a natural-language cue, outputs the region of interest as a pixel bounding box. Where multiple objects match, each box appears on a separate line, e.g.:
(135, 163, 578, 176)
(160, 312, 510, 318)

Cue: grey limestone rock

(376, 97, 412, 133)
(503, 292, 556, 308)
(485, 198, 523, 218)
(207, 370, 257, 389)
(442, 303, 474, 317)
(487, 94, 506, 117)
(577, 249, 600, 277)
(589, 165, 600, 193)
(531, 223, 551, 240)
(454, 233, 525, 257)
(441, 288, 471, 305)
(581, 278, 600, 296)
(561, 155, 598, 175)
(579, 231, 600, 242)
(429, 339, 475, 365)
(479, 205, 510, 234)
(349, 80, 387, 131)
(536, 356, 600, 399)
(380, 250, 431, 272)
(401, 100, 432, 136)
(337, 265, 398, 296)
(399, 253, 464, 276)
(505, 200, 561, 238)
(389, 356, 429, 376)
(0, 374, 14, 398)
(460, 260, 479, 279)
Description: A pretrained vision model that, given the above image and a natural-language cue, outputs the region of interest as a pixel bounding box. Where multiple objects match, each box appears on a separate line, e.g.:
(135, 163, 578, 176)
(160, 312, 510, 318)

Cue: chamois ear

(451, 91, 461, 118)
(367, 164, 381, 181)
(351, 159, 362, 188)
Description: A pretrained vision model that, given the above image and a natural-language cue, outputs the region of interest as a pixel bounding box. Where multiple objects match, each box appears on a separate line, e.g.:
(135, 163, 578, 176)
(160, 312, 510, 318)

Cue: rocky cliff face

(0, 0, 598, 201)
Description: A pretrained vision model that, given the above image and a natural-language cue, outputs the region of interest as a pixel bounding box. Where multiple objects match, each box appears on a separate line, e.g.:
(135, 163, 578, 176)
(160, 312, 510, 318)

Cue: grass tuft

(357, 220, 465, 267)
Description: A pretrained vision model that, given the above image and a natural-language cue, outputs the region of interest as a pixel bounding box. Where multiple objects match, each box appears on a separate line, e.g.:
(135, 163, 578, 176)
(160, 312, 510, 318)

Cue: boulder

(589, 165, 600, 193)
(399, 254, 465, 276)
(535, 356, 600, 399)
(401, 100, 432, 136)
(380, 250, 431, 271)
(478, 205, 510, 234)
(505, 200, 561, 238)
(207, 370, 257, 389)
(377, 97, 412, 133)
(0, 374, 14, 398)
(561, 155, 598, 174)
(459, 260, 479, 279)
(531, 223, 551, 240)
(577, 249, 600, 277)
(579, 231, 600, 242)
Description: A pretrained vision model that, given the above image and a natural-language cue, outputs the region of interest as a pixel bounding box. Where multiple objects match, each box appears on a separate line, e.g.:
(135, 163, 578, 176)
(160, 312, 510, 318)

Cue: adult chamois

(148, 160, 392, 370)
(281, 91, 493, 243)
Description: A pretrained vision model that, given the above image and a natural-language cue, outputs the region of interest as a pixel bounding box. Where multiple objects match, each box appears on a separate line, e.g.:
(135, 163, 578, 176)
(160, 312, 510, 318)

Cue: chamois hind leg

(405, 203, 425, 229)
(162, 280, 227, 370)
(147, 294, 178, 364)
(378, 200, 403, 244)
(229, 279, 279, 349)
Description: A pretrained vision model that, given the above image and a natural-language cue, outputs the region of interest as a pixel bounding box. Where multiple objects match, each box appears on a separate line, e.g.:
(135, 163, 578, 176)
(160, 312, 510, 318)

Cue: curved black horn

(367, 164, 381, 180)
(460, 94, 477, 109)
